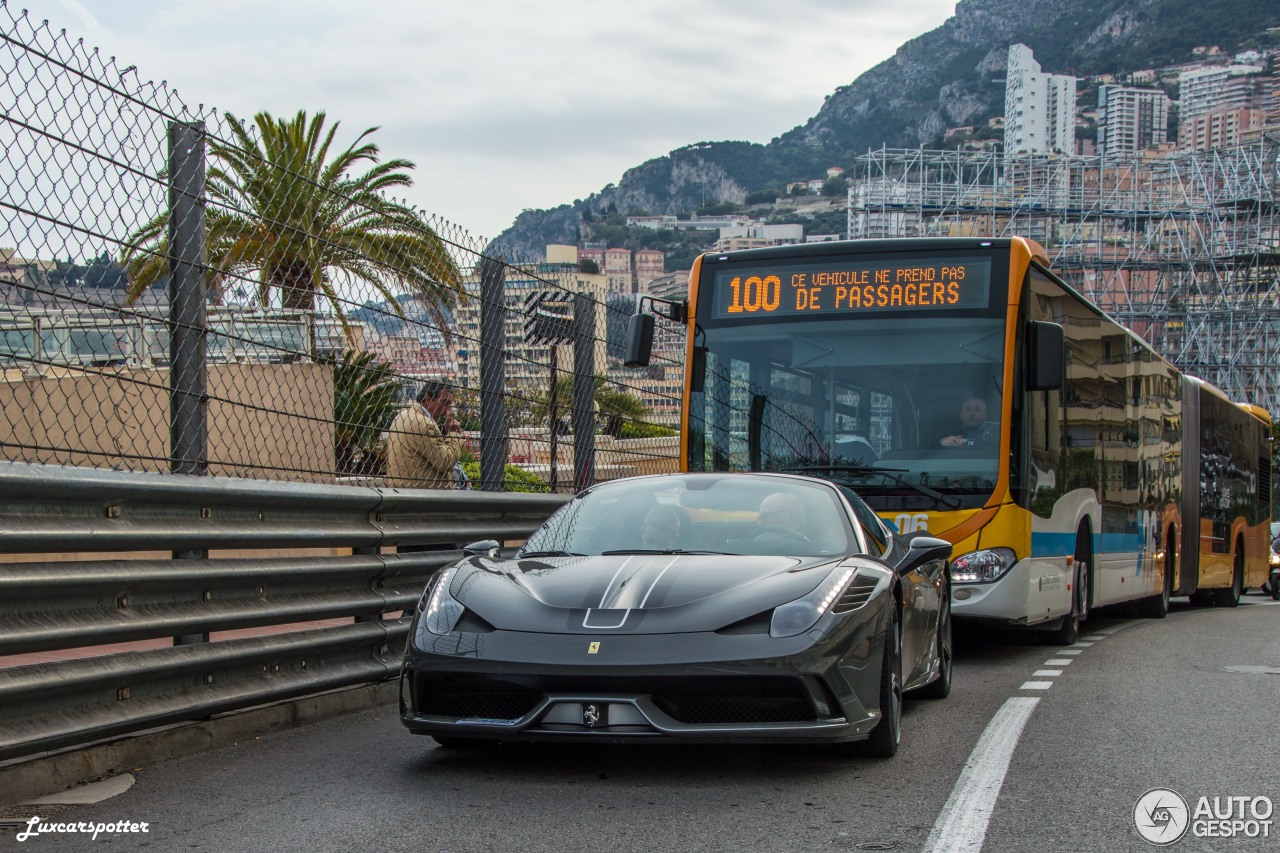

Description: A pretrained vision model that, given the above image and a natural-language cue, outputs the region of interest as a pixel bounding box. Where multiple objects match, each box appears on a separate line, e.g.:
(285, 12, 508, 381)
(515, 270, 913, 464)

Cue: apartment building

(1179, 64, 1266, 122)
(1098, 85, 1171, 155)
(1180, 107, 1269, 151)
(1004, 44, 1077, 154)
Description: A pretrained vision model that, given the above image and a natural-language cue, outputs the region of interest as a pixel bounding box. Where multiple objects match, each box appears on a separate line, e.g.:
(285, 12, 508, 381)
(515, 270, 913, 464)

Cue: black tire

(1214, 547, 1243, 608)
(1138, 534, 1173, 619)
(1050, 541, 1089, 645)
(1270, 572, 1280, 601)
(916, 578, 952, 700)
(864, 606, 902, 758)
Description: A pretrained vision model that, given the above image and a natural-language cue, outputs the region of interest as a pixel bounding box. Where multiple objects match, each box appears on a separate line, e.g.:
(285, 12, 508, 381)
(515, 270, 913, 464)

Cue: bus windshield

(688, 313, 1008, 510)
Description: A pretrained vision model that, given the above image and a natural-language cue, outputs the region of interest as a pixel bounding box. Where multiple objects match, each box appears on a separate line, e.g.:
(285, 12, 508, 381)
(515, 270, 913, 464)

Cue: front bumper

(400, 621, 886, 744)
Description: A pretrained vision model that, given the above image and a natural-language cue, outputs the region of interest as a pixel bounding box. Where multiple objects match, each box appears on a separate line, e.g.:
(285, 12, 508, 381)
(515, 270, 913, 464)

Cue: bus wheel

(1049, 549, 1088, 645)
(1213, 546, 1243, 608)
(1138, 535, 1172, 619)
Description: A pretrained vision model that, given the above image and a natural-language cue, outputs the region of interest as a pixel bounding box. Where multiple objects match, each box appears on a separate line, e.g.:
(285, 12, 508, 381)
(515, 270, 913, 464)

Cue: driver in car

(754, 492, 809, 544)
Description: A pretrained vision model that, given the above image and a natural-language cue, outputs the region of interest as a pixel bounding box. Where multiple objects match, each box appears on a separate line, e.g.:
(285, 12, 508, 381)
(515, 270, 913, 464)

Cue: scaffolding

(849, 144, 1280, 413)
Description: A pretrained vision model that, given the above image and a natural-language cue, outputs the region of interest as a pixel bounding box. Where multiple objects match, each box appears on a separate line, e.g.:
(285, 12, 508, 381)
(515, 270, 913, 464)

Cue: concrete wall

(0, 363, 335, 483)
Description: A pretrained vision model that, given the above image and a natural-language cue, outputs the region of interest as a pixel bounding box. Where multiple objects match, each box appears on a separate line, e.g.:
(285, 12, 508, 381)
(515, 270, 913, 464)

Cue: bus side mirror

(1029, 321, 1065, 391)
(624, 313, 654, 368)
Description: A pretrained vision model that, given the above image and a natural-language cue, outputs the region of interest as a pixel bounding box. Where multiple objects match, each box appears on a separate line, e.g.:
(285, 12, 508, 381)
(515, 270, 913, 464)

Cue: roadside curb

(0, 680, 398, 809)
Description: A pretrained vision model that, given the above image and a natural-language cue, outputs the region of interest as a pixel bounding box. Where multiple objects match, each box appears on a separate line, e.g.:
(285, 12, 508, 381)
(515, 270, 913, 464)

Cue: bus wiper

(784, 464, 962, 510)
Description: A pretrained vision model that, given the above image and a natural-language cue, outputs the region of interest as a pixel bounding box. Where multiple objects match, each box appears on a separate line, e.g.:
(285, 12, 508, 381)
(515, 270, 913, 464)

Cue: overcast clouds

(27, 0, 957, 240)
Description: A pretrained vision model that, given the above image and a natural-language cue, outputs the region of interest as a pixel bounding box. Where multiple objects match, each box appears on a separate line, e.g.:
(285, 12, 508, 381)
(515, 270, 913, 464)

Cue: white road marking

(1058, 649, 1083, 656)
(1092, 621, 1139, 635)
(1019, 681, 1054, 690)
(1033, 669, 1063, 676)
(1044, 658, 1073, 666)
(921, 697, 1040, 853)
(1070, 642, 1094, 647)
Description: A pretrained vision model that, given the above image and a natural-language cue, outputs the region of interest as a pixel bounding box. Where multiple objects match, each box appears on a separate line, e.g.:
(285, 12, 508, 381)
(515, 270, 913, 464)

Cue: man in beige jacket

(385, 380, 463, 489)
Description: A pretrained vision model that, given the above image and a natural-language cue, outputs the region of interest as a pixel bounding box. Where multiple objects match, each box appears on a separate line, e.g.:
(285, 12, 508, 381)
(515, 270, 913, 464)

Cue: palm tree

(532, 375, 652, 438)
(323, 350, 402, 475)
(122, 110, 462, 343)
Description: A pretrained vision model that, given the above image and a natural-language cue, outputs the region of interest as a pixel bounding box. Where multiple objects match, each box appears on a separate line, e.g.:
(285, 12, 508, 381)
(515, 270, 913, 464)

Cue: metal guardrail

(0, 461, 568, 762)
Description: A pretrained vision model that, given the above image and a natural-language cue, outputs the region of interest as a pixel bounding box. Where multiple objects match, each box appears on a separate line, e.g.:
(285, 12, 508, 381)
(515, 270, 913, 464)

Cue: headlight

(770, 566, 855, 638)
(422, 567, 465, 634)
(951, 548, 1017, 584)
(1270, 550, 1279, 566)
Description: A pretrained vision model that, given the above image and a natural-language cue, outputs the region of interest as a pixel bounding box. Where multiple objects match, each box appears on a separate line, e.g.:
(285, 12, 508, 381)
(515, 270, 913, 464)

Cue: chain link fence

(0, 3, 686, 492)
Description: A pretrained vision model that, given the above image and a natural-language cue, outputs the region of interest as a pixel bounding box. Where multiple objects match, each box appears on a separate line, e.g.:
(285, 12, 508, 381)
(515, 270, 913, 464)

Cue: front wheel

(1050, 554, 1088, 645)
(1270, 571, 1280, 601)
(864, 607, 902, 758)
(916, 580, 952, 700)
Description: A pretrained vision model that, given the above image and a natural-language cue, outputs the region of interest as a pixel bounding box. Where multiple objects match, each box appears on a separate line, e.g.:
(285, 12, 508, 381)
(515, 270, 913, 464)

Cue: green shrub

(460, 459, 550, 493)
(619, 421, 678, 439)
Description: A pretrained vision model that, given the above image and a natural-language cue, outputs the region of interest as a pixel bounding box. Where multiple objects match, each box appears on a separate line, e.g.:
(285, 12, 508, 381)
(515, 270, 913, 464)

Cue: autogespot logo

(1134, 788, 1190, 846)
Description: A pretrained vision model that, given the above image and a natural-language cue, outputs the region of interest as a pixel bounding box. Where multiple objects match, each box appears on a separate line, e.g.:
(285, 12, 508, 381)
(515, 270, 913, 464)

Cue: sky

(22, 0, 959, 242)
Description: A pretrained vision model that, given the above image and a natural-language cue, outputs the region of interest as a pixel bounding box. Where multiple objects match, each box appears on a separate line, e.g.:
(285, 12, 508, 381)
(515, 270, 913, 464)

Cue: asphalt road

(4, 594, 1278, 853)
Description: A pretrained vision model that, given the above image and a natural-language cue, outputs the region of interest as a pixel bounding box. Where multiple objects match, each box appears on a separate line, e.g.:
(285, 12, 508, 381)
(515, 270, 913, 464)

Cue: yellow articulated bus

(629, 237, 1270, 643)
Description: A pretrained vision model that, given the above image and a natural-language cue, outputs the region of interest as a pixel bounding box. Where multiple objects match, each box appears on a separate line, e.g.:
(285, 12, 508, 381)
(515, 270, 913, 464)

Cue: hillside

(491, 0, 1280, 260)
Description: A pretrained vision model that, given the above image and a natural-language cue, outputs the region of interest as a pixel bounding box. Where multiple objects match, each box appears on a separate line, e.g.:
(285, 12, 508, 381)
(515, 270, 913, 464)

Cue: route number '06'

(726, 275, 781, 313)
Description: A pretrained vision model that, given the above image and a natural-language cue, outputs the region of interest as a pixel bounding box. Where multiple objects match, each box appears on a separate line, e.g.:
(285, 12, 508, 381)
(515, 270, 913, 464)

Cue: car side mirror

(898, 535, 951, 575)
(462, 539, 500, 558)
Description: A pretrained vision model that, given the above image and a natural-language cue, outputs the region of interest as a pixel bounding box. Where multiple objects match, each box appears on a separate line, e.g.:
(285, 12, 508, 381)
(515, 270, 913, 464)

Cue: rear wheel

(864, 607, 902, 758)
(917, 578, 952, 700)
(1213, 546, 1243, 608)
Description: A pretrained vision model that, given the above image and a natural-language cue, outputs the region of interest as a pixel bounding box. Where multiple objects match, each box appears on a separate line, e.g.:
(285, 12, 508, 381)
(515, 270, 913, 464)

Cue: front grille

(650, 679, 814, 724)
(832, 572, 878, 613)
(414, 674, 815, 725)
(417, 677, 542, 720)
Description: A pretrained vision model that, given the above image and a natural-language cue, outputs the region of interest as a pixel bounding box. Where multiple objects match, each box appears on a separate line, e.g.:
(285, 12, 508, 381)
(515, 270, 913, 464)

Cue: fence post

(572, 292, 596, 491)
(168, 121, 208, 479)
(168, 120, 209, 645)
(478, 256, 508, 491)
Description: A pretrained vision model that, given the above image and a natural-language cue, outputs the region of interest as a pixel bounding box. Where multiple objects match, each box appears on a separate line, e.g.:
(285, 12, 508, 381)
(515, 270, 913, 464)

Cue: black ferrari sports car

(400, 472, 952, 756)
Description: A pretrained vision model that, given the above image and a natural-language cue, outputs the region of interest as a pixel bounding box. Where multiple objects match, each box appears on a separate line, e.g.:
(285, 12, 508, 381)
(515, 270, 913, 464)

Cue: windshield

(687, 314, 1008, 510)
(520, 474, 858, 558)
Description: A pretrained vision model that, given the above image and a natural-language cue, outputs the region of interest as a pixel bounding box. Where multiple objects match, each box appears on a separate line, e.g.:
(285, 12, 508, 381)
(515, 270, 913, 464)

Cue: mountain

(491, 0, 1280, 260)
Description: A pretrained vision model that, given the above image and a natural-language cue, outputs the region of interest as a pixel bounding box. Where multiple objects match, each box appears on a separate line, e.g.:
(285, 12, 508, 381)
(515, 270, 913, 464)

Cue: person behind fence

(385, 380, 463, 489)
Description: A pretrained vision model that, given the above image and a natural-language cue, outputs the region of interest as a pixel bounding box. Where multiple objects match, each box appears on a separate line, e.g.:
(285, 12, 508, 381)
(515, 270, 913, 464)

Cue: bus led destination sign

(710, 256, 992, 320)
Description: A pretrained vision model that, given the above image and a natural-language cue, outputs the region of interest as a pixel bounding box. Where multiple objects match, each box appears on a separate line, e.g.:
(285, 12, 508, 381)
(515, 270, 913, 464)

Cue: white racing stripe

(921, 697, 1040, 853)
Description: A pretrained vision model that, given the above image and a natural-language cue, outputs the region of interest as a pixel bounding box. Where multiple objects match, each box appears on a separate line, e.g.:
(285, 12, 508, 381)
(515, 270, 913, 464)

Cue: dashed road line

(922, 619, 1139, 853)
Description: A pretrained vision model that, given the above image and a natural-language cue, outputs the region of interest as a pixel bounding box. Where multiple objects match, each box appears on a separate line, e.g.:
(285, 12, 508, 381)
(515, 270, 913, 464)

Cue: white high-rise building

(1004, 44, 1077, 154)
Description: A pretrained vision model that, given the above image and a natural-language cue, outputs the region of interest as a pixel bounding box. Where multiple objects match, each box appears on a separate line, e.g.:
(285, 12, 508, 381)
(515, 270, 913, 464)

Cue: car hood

(448, 553, 845, 634)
